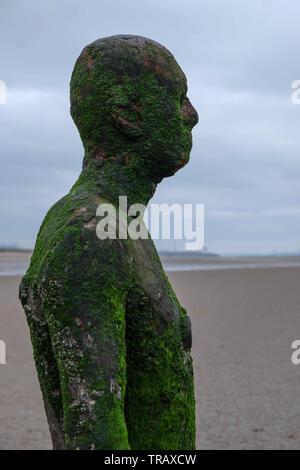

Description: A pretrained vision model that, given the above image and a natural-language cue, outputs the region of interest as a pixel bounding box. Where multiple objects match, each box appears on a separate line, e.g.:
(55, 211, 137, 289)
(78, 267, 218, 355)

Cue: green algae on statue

(19, 35, 199, 450)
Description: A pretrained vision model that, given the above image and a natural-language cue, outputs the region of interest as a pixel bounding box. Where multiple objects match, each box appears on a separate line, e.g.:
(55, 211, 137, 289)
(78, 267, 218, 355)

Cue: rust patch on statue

(78, 47, 88, 64)
(143, 55, 170, 79)
(176, 157, 188, 170)
(81, 47, 88, 58)
(112, 113, 141, 130)
(87, 56, 94, 76)
(181, 98, 198, 127)
(67, 207, 88, 223)
(95, 149, 106, 160)
(75, 317, 86, 331)
(181, 98, 195, 121)
(143, 56, 153, 68)
(76, 207, 87, 215)
(181, 99, 190, 118)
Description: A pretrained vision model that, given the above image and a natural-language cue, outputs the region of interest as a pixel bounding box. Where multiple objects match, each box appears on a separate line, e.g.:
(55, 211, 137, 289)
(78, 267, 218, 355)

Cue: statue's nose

(181, 98, 198, 129)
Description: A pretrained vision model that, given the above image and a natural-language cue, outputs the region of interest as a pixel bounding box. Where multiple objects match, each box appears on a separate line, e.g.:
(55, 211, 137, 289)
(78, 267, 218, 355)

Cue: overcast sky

(0, 0, 300, 254)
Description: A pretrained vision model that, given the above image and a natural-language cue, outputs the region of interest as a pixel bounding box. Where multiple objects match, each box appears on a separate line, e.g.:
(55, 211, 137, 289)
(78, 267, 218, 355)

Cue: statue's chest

(126, 239, 181, 324)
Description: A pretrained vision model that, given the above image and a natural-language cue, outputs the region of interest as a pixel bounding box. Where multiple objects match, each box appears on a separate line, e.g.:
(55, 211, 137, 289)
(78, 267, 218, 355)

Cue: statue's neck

(72, 158, 157, 208)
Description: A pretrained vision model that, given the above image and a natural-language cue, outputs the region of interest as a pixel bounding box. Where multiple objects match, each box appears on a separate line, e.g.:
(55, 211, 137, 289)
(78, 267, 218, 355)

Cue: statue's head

(70, 35, 198, 184)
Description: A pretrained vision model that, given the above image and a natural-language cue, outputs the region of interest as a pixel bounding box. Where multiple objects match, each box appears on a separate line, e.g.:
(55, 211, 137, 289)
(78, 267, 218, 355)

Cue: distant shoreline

(2, 248, 300, 258)
(0, 248, 33, 253)
(1, 250, 300, 276)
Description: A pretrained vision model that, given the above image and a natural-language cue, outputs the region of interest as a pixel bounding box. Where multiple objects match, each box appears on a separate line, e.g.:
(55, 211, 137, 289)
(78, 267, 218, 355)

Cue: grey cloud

(0, 0, 300, 253)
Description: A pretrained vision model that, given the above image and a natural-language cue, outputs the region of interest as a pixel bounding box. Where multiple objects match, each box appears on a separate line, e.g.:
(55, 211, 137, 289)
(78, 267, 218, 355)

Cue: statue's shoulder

(34, 188, 105, 246)
(25, 189, 132, 288)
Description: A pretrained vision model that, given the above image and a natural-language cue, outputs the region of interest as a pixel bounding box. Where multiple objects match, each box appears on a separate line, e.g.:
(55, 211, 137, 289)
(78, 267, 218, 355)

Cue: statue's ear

(110, 85, 143, 139)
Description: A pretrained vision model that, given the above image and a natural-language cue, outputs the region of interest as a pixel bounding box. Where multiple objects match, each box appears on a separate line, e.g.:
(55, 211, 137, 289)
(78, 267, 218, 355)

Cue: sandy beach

(170, 265, 300, 449)
(1, 252, 300, 449)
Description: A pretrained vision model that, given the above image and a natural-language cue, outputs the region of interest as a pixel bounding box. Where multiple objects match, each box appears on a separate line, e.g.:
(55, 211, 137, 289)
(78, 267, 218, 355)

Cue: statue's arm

(39, 230, 131, 450)
(19, 278, 65, 449)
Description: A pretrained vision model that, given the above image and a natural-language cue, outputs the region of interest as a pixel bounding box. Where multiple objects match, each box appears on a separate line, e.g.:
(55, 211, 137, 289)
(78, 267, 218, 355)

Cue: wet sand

(169, 266, 300, 449)
(0, 253, 300, 449)
(0, 274, 52, 449)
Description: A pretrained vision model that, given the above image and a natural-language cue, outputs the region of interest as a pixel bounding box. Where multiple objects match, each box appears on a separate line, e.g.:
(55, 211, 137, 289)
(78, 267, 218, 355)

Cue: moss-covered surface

(125, 273, 195, 449)
(70, 34, 198, 204)
(20, 35, 198, 450)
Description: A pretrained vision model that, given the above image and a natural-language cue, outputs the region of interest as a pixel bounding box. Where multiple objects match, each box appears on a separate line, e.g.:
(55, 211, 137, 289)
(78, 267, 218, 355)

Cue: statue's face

(71, 36, 198, 182)
(135, 59, 198, 182)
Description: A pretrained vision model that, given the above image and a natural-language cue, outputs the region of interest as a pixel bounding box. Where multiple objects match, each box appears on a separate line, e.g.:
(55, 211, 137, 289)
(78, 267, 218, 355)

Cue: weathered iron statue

(19, 35, 198, 450)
